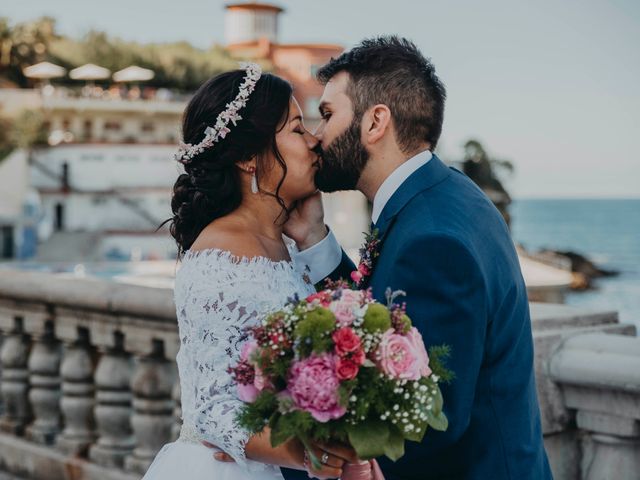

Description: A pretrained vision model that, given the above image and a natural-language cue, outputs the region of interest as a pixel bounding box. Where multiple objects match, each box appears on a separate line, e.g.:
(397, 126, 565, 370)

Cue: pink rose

(376, 329, 422, 380)
(330, 300, 357, 327)
(340, 289, 362, 304)
(336, 357, 360, 380)
(237, 383, 259, 402)
(351, 348, 365, 366)
(287, 353, 347, 422)
(240, 340, 270, 392)
(240, 340, 258, 362)
(332, 327, 362, 356)
(350, 271, 363, 283)
(406, 327, 432, 377)
(253, 367, 269, 391)
(358, 263, 370, 276)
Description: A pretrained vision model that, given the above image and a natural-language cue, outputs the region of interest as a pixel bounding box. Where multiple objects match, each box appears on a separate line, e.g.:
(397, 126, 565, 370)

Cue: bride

(142, 64, 357, 479)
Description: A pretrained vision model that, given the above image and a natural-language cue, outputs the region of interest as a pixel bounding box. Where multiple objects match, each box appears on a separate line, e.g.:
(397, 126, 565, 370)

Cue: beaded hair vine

(174, 62, 262, 165)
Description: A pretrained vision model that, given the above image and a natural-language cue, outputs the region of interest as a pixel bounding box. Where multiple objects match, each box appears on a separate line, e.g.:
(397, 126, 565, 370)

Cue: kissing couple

(143, 36, 553, 480)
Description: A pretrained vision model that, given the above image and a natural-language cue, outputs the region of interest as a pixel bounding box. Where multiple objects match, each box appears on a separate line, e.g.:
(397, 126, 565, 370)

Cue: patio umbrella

(69, 63, 111, 81)
(23, 61, 67, 81)
(112, 65, 155, 83)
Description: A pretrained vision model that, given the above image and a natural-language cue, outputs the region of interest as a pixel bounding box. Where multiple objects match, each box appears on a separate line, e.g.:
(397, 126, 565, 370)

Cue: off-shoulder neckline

(181, 247, 294, 268)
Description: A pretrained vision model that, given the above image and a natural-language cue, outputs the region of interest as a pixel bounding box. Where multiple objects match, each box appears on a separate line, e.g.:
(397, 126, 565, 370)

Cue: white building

(30, 143, 179, 261)
(0, 2, 369, 263)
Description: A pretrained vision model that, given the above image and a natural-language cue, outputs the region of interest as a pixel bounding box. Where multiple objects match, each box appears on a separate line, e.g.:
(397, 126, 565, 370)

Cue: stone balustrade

(0, 271, 178, 480)
(0, 270, 637, 480)
(549, 333, 640, 480)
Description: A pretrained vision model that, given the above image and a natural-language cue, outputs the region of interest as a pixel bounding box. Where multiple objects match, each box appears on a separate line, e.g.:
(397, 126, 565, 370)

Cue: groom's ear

(363, 104, 392, 146)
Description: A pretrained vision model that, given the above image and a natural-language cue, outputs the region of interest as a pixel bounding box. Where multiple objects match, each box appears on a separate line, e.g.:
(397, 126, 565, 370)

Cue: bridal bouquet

(230, 281, 451, 469)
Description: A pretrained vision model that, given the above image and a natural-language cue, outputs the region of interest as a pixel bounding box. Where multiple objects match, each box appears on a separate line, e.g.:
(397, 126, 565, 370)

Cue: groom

(285, 36, 553, 480)
(209, 36, 552, 479)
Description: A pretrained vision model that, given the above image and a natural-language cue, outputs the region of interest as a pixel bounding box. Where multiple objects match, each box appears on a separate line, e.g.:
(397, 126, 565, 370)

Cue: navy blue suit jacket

(282, 155, 552, 480)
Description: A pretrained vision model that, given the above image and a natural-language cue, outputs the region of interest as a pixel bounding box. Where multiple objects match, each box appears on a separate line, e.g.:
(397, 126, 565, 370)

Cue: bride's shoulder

(176, 224, 294, 288)
(189, 219, 265, 258)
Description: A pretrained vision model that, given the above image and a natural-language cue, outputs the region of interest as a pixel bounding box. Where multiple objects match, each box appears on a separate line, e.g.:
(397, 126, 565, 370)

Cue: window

(104, 121, 122, 131)
(116, 155, 139, 162)
(81, 154, 104, 161)
(83, 119, 93, 139)
(141, 122, 155, 133)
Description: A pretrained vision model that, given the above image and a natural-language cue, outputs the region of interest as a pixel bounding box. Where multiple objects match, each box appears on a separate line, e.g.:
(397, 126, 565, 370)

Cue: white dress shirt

(292, 150, 433, 283)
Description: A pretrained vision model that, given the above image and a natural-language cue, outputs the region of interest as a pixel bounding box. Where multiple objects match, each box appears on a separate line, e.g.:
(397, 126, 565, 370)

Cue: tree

(0, 16, 59, 86)
(1, 17, 266, 91)
(0, 110, 12, 161)
(0, 109, 48, 163)
(48, 29, 242, 91)
(461, 139, 514, 226)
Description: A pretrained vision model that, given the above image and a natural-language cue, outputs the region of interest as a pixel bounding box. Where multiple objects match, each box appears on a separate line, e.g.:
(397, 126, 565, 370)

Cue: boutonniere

(351, 228, 381, 287)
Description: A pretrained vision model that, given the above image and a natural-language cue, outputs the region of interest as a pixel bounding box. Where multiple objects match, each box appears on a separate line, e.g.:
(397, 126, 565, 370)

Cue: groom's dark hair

(317, 36, 446, 152)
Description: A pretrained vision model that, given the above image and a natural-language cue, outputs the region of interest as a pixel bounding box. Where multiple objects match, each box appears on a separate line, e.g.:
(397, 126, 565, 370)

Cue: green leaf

(269, 414, 293, 447)
(423, 384, 448, 431)
(404, 422, 425, 443)
(299, 436, 323, 471)
(346, 420, 389, 460)
(433, 386, 444, 415)
(426, 410, 448, 431)
(384, 425, 405, 461)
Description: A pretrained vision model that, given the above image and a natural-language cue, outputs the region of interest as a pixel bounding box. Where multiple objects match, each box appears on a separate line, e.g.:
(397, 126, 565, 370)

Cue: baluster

(26, 320, 62, 444)
(56, 327, 97, 455)
(125, 339, 175, 473)
(0, 317, 32, 435)
(89, 331, 135, 468)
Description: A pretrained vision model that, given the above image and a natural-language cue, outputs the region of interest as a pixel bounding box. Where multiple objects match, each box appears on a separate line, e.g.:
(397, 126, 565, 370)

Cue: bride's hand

(304, 441, 360, 479)
(201, 440, 235, 462)
(283, 191, 328, 250)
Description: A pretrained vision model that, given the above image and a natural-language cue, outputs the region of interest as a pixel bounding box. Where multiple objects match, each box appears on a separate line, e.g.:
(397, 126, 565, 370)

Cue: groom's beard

(314, 118, 369, 192)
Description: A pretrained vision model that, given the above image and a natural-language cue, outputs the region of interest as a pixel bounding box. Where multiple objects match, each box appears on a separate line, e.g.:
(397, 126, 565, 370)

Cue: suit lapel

(374, 154, 452, 238)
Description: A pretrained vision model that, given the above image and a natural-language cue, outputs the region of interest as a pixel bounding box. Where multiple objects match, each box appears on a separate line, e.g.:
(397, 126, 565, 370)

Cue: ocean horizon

(511, 198, 640, 328)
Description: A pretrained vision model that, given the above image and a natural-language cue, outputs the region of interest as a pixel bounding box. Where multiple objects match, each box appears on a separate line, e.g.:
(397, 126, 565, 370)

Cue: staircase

(35, 231, 103, 262)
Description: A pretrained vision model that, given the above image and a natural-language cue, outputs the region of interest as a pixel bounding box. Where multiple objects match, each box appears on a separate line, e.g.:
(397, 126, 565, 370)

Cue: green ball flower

(362, 303, 392, 332)
(294, 307, 336, 339)
(398, 314, 412, 334)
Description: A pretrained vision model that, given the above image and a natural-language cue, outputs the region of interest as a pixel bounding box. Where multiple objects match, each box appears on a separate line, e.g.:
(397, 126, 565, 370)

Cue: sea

(510, 199, 640, 328)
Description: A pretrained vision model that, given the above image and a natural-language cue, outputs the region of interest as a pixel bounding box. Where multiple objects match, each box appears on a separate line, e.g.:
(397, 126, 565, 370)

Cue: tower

(224, 2, 284, 47)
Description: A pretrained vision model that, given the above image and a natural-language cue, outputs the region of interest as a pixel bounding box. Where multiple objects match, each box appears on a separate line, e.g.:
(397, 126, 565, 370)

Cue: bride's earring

(249, 167, 258, 194)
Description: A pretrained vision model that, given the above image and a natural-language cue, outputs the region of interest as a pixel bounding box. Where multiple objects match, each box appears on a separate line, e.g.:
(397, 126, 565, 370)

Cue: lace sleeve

(180, 277, 274, 473)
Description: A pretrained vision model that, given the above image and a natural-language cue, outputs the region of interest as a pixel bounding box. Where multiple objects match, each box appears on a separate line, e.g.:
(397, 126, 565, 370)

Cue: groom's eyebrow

(318, 101, 331, 114)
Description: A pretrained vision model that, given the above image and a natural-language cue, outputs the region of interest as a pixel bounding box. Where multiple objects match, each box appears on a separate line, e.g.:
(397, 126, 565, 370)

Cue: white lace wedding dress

(142, 246, 316, 480)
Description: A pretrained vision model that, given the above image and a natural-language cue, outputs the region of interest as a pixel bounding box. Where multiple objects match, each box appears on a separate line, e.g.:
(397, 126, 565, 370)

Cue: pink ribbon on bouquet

(341, 460, 385, 480)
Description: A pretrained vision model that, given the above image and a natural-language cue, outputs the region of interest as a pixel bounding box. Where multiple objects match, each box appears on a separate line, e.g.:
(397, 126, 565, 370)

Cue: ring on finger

(321, 451, 330, 465)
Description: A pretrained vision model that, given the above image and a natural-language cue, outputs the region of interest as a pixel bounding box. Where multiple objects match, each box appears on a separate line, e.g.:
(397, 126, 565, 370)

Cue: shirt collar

(371, 149, 433, 224)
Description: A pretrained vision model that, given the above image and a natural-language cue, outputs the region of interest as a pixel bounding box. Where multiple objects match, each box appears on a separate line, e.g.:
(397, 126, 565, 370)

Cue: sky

(4, 0, 640, 198)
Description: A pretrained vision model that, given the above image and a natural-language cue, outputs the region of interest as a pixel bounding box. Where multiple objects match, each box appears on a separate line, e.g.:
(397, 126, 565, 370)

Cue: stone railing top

(0, 269, 175, 322)
(530, 302, 619, 332)
(549, 332, 640, 392)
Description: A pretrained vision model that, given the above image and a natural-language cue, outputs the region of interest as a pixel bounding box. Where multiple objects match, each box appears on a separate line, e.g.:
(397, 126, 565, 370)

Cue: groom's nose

(313, 121, 325, 139)
(304, 130, 319, 151)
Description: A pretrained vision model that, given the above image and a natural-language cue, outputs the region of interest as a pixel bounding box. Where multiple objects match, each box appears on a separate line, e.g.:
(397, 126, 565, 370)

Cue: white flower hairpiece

(175, 62, 262, 164)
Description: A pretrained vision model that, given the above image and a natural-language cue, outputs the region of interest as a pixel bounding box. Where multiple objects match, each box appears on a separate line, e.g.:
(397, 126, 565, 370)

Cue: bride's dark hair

(163, 70, 293, 256)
